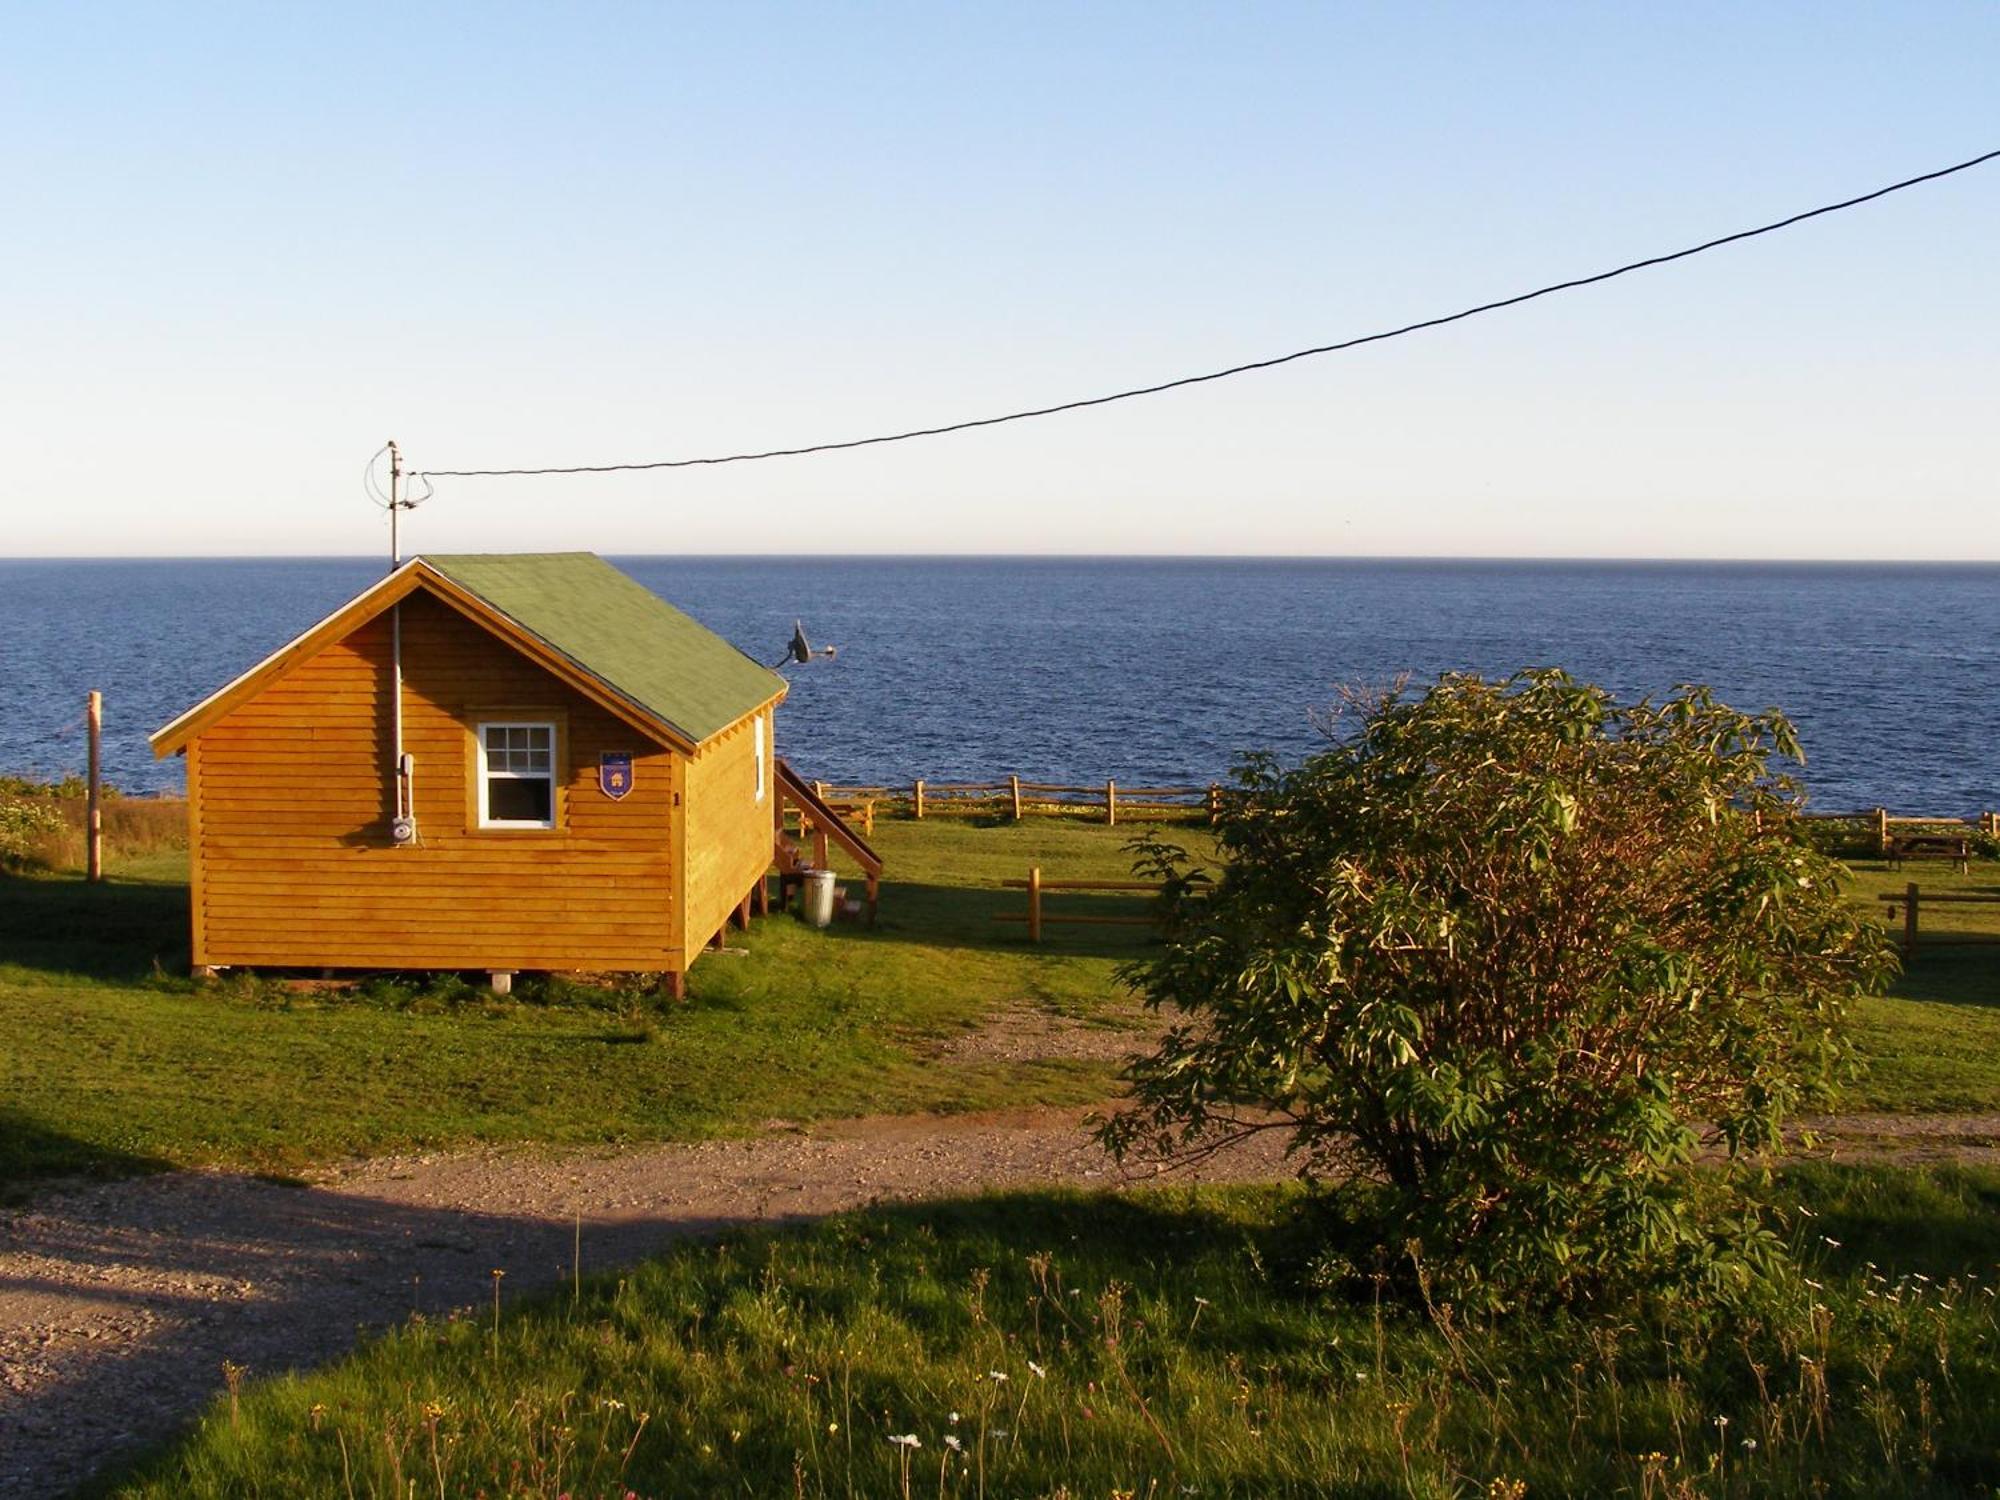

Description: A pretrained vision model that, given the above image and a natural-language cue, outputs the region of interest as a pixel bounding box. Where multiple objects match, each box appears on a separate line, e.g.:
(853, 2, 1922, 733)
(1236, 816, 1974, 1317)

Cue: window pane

(485, 726, 507, 753)
(508, 727, 528, 751)
(526, 727, 552, 750)
(487, 776, 552, 823)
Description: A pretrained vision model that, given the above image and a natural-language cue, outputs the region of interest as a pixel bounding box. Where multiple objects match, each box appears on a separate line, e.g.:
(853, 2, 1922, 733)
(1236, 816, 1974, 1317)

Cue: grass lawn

(94, 1165, 2000, 1498)
(3, 815, 1997, 1195)
(0, 817, 1196, 1194)
(1840, 856, 2000, 1111)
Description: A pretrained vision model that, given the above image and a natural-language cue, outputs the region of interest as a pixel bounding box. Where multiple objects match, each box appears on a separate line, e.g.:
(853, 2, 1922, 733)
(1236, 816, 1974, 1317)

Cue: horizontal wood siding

(193, 588, 681, 971)
(682, 705, 773, 948)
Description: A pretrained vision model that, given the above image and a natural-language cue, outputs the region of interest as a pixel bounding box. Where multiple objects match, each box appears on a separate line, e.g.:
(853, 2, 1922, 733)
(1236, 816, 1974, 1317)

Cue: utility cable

(419, 146, 2000, 481)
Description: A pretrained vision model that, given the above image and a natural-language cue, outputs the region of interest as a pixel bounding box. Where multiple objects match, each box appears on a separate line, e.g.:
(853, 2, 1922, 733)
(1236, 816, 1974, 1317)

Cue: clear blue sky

(4, 3, 1995, 557)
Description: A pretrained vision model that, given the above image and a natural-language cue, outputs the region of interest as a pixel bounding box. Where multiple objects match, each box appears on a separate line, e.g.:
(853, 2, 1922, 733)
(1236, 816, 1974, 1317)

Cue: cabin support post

(734, 891, 752, 931)
(1027, 865, 1043, 944)
(755, 875, 771, 917)
(86, 690, 104, 883)
(667, 970, 687, 1002)
(489, 970, 514, 996)
(1010, 774, 1023, 822)
(1904, 881, 1920, 958)
(1105, 780, 1117, 827)
(913, 779, 925, 819)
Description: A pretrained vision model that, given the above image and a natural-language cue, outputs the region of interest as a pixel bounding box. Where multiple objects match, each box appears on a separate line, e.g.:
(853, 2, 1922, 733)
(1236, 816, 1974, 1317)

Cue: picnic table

(1887, 834, 1971, 874)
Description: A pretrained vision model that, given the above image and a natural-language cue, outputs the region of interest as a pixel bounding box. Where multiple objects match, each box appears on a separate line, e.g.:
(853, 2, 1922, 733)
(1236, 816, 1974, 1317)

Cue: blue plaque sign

(599, 752, 634, 800)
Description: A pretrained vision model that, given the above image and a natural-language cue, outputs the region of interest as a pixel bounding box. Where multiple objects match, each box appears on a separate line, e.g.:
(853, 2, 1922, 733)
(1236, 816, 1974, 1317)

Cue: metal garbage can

(801, 869, 837, 929)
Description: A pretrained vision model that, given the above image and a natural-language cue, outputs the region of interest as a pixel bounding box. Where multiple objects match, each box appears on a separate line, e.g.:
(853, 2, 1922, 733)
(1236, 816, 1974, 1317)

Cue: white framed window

(754, 715, 766, 803)
(477, 721, 557, 828)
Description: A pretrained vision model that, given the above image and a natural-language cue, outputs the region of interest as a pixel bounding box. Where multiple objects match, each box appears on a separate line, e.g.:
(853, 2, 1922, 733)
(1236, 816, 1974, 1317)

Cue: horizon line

(6, 551, 2000, 567)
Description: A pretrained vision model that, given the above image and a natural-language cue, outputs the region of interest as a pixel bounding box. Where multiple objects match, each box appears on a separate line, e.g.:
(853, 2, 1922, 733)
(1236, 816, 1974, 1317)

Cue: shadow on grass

(1772, 1161, 2000, 1283)
(0, 1108, 172, 1203)
(821, 878, 1163, 962)
(1884, 947, 2000, 1010)
(0, 868, 188, 982)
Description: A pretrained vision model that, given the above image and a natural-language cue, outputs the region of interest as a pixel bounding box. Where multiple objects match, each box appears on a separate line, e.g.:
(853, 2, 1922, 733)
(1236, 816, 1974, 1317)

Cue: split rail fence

(1878, 884, 2000, 958)
(809, 776, 1222, 826)
(994, 866, 1171, 943)
(802, 782, 2000, 838)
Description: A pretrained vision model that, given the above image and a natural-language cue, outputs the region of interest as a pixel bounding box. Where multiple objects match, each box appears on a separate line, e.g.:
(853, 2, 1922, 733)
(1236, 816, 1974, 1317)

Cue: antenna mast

(388, 439, 405, 567)
(381, 437, 418, 844)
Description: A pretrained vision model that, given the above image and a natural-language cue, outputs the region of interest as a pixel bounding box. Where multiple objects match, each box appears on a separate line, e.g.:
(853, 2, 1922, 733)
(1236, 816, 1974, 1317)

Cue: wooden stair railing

(773, 758, 882, 920)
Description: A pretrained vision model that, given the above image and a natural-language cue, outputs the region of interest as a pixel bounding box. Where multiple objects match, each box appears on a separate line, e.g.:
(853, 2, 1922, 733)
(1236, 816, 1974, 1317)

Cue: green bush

(1793, 816, 1875, 859)
(1106, 671, 1896, 1310)
(0, 797, 65, 869)
(0, 773, 114, 800)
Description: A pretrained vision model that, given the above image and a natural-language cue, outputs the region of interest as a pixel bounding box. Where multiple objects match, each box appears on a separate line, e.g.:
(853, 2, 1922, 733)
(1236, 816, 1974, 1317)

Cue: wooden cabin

(150, 552, 790, 995)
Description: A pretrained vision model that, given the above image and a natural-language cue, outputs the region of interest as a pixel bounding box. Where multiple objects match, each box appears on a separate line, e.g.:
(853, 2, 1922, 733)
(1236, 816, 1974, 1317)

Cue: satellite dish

(773, 620, 837, 669)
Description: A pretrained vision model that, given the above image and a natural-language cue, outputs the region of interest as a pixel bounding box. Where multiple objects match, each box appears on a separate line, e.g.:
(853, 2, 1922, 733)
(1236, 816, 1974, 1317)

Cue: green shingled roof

(420, 553, 784, 746)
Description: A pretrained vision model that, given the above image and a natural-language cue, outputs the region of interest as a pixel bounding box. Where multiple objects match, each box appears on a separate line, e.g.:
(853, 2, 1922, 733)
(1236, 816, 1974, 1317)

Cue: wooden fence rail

(797, 780, 1998, 840)
(995, 867, 1173, 943)
(1877, 883, 2000, 958)
(810, 777, 1223, 826)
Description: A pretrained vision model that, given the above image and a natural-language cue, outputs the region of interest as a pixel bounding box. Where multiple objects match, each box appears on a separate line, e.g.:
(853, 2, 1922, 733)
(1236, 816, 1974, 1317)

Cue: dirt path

(5, 1107, 2000, 1497)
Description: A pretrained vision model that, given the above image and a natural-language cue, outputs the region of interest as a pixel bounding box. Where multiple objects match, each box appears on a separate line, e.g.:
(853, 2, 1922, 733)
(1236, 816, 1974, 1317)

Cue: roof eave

(148, 560, 430, 757)
(150, 560, 729, 759)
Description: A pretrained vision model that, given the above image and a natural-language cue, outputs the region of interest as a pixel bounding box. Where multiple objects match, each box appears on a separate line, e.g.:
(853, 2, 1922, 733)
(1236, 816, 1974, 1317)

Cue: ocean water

(1, 557, 1995, 815)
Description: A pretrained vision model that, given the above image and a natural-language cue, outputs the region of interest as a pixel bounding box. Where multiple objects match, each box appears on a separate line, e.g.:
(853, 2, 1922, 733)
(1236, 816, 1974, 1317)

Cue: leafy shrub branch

(1105, 671, 1895, 1308)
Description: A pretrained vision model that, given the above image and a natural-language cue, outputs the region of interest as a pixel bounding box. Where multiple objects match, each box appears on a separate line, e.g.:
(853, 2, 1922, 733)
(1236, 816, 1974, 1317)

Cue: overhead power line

(421, 146, 2000, 481)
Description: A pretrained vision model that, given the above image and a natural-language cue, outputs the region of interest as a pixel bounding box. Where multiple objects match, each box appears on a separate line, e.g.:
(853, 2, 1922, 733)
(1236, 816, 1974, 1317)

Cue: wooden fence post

(1901, 881, 1920, 958)
(86, 690, 103, 883)
(1010, 774, 1023, 822)
(1208, 782, 1221, 825)
(1874, 807, 1889, 856)
(913, 779, 925, 820)
(1105, 780, 1117, 827)
(1027, 865, 1042, 944)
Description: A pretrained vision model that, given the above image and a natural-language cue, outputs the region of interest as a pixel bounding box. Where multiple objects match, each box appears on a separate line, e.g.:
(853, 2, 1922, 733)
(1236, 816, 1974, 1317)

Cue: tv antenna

(366, 440, 431, 569)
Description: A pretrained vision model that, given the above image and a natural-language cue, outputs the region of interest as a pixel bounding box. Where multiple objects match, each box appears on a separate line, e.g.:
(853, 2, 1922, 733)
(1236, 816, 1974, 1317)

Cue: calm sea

(1, 558, 1994, 815)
